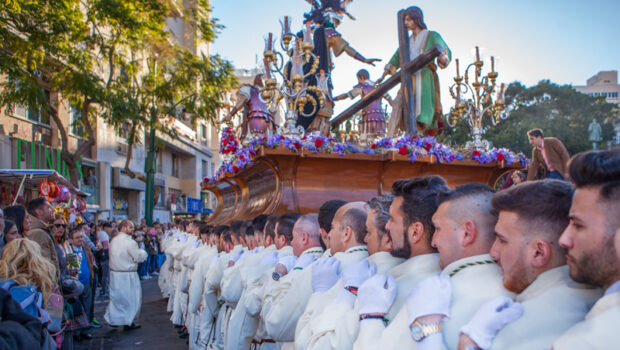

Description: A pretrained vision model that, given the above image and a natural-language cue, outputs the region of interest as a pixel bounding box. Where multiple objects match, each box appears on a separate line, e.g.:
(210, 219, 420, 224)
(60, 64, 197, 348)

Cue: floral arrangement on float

(202, 130, 529, 185)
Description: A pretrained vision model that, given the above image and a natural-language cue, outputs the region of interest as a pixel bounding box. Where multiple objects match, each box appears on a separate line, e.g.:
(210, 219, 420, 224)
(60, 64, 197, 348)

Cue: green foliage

(439, 80, 618, 156)
(0, 0, 236, 161)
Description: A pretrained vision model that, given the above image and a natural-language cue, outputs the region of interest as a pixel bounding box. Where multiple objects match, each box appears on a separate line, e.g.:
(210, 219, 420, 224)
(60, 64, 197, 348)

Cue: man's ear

(381, 232, 393, 251)
(408, 222, 425, 244)
(531, 240, 552, 268)
(342, 226, 352, 244)
(301, 232, 309, 245)
(461, 220, 478, 247)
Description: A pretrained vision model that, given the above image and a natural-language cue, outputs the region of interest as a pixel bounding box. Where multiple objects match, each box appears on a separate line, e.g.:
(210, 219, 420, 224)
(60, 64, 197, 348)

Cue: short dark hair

(492, 180, 574, 239)
(276, 213, 301, 243)
(264, 215, 278, 241)
(102, 222, 113, 229)
(356, 69, 370, 80)
(340, 208, 368, 244)
(568, 149, 620, 230)
(437, 183, 495, 207)
(230, 221, 244, 239)
(27, 197, 48, 216)
(252, 214, 269, 233)
(318, 200, 347, 233)
(3, 220, 16, 236)
(214, 225, 229, 236)
(245, 221, 255, 237)
(3, 205, 28, 234)
(367, 195, 394, 239)
(527, 128, 544, 138)
(391, 175, 449, 240)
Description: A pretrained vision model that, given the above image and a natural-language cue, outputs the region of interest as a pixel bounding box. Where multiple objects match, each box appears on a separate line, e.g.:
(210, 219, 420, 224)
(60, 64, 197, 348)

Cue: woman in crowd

(52, 215, 69, 278)
(3, 220, 21, 246)
(0, 238, 57, 318)
(3, 205, 31, 237)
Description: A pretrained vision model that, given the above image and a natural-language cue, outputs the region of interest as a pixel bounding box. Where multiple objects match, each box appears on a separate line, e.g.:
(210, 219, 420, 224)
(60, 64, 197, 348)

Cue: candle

(280, 16, 291, 35)
(456, 58, 460, 77)
(491, 56, 495, 72)
(268, 33, 272, 50)
(304, 22, 312, 43)
(475, 46, 480, 62)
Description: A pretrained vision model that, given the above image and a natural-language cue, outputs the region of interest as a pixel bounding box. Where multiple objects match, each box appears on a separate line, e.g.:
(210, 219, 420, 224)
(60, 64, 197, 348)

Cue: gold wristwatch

(410, 321, 442, 342)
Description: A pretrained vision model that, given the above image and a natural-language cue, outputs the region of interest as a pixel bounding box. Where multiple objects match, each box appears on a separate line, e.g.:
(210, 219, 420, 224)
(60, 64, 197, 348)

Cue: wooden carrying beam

(330, 44, 443, 129)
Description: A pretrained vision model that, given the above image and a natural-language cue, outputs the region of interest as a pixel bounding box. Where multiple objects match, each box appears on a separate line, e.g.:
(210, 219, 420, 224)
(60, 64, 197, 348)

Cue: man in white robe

(243, 216, 294, 350)
(354, 182, 512, 350)
(261, 213, 328, 350)
(104, 220, 148, 329)
(553, 149, 620, 349)
(295, 196, 404, 350)
(186, 225, 218, 349)
(203, 227, 244, 349)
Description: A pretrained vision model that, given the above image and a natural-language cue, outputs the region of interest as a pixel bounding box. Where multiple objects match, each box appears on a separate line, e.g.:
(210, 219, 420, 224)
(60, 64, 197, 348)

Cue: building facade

(0, 4, 218, 223)
(574, 70, 620, 144)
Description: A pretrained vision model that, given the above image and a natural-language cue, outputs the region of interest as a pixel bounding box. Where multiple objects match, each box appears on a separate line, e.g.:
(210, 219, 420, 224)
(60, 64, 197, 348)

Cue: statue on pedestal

(333, 69, 388, 142)
(223, 74, 278, 139)
(377, 6, 451, 137)
(588, 118, 603, 150)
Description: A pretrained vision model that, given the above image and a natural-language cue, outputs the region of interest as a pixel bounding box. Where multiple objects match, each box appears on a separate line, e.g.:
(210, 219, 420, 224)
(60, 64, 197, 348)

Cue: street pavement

(75, 277, 186, 349)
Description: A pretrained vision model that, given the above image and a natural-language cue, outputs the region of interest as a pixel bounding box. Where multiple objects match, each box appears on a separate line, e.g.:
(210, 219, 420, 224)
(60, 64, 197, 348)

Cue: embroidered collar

(345, 246, 368, 254)
(446, 257, 497, 277)
(302, 247, 324, 256)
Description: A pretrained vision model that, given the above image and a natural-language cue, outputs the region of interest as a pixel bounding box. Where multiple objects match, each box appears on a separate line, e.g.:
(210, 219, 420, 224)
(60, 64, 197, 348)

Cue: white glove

(460, 295, 524, 350)
(342, 260, 377, 289)
(276, 255, 298, 273)
(406, 273, 452, 325)
(293, 253, 317, 270)
(260, 251, 278, 266)
(228, 249, 244, 263)
(311, 257, 341, 293)
(358, 274, 397, 315)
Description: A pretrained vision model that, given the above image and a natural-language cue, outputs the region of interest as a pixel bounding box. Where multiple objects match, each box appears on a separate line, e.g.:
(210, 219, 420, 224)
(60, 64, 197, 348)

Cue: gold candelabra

(259, 17, 326, 138)
(448, 46, 508, 150)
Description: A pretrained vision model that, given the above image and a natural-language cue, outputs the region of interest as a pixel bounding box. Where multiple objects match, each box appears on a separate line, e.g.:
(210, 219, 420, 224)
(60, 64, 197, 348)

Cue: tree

(0, 0, 236, 185)
(439, 80, 618, 156)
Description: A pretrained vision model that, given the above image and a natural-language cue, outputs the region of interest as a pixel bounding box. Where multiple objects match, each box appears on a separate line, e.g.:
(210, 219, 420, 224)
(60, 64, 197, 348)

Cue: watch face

(272, 271, 281, 281)
(411, 325, 423, 341)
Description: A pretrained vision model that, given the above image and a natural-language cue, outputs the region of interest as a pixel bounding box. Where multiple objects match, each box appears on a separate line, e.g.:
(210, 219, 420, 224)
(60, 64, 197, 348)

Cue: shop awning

(0, 169, 89, 197)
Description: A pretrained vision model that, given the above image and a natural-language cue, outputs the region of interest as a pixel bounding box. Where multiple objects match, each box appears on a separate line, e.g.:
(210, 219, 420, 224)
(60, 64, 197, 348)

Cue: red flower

(228, 134, 234, 141)
(371, 144, 376, 149)
(302, 136, 307, 141)
(424, 142, 432, 151)
(294, 142, 301, 150)
(315, 139, 324, 148)
(280, 135, 285, 140)
(239, 155, 245, 161)
(496, 153, 505, 161)
(473, 150, 481, 157)
(399, 146, 408, 155)
(222, 138, 228, 146)
(232, 166, 239, 173)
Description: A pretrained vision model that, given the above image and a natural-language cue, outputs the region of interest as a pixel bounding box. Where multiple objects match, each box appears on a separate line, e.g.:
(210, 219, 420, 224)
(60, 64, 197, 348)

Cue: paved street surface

(75, 277, 186, 349)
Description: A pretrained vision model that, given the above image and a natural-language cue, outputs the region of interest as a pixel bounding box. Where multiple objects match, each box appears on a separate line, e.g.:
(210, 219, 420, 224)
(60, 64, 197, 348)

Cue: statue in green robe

(379, 6, 451, 136)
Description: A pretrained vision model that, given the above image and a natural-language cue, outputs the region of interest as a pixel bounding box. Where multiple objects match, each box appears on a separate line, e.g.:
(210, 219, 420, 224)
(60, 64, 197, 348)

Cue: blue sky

(210, 0, 620, 115)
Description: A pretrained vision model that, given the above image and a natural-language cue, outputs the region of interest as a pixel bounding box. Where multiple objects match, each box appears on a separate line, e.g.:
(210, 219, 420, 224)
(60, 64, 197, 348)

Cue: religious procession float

(202, 1, 527, 225)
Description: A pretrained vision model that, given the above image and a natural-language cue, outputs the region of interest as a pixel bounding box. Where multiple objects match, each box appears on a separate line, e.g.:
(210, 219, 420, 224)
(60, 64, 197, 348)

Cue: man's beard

(390, 227, 411, 259)
(570, 233, 619, 288)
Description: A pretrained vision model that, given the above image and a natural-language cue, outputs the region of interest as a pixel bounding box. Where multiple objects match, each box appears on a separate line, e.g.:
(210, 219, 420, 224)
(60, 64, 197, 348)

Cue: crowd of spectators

(0, 196, 170, 349)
